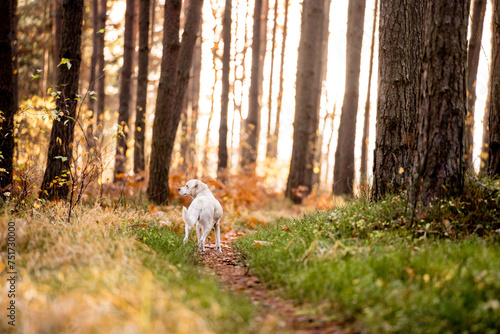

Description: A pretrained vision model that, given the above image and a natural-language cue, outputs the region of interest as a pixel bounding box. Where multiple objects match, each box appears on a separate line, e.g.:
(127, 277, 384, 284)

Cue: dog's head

(178, 179, 207, 198)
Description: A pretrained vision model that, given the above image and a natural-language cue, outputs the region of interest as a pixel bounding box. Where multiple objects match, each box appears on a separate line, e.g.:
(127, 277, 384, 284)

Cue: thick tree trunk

(217, 0, 232, 176)
(360, 0, 378, 186)
(114, 0, 136, 181)
(133, 0, 150, 173)
(95, 0, 107, 139)
(285, 0, 324, 204)
(412, 0, 470, 205)
(487, 0, 500, 176)
(147, 0, 203, 204)
(333, 0, 366, 196)
(465, 0, 487, 166)
(372, 0, 423, 200)
(39, 0, 84, 201)
(241, 0, 264, 169)
(0, 0, 17, 196)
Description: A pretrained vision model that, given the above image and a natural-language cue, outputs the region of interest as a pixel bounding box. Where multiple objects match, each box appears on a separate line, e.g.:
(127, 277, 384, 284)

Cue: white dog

(178, 179, 223, 252)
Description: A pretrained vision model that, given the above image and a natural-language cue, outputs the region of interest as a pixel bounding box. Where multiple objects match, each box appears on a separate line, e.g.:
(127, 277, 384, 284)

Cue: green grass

(133, 224, 258, 333)
(235, 189, 500, 333)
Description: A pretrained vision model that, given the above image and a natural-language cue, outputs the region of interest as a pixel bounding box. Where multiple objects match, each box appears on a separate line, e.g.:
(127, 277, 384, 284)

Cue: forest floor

(1, 176, 499, 333)
(201, 230, 346, 334)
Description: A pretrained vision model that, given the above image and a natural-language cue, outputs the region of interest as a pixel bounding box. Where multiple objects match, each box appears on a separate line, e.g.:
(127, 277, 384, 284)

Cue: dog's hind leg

(198, 223, 212, 252)
(183, 224, 191, 244)
(196, 224, 202, 242)
(214, 220, 222, 252)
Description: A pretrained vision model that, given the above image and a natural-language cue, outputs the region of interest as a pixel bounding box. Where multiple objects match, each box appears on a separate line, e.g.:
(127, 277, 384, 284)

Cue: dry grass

(0, 202, 250, 334)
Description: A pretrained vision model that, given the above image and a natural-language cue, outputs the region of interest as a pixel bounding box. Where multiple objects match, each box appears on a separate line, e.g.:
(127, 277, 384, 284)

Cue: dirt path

(200, 231, 348, 334)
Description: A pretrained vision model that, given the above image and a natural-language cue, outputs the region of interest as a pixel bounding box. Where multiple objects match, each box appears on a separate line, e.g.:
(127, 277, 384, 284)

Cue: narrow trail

(200, 231, 348, 334)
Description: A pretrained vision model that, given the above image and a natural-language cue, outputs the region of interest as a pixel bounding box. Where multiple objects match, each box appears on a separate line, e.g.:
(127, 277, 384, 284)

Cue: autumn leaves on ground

(1, 174, 500, 333)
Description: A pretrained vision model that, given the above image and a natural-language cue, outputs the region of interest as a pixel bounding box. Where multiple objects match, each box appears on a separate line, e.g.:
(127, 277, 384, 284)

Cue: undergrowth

(235, 177, 500, 333)
(0, 203, 257, 334)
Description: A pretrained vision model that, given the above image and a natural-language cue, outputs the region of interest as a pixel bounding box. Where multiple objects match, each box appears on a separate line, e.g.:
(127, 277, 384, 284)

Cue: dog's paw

(183, 237, 188, 244)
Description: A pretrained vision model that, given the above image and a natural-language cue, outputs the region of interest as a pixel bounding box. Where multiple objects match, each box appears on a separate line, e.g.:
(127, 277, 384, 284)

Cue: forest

(0, 0, 499, 332)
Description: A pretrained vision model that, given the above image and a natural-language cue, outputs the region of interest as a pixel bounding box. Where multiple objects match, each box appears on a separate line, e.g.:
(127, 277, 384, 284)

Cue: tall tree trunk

(360, 0, 378, 186)
(268, 0, 289, 159)
(312, 0, 331, 186)
(333, 0, 366, 196)
(285, 0, 324, 204)
(265, 0, 278, 160)
(95, 0, 107, 139)
(86, 0, 99, 147)
(241, 0, 265, 169)
(188, 29, 202, 177)
(465, 0, 487, 166)
(0, 0, 17, 196)
(113, 0, 136, 181)
(480, 77, 491, 173)
(487, 0, 500, 176)
(324, 104, 337, 185)
(52, 0, 63, 84)
(133, 0, 150, 173)
(412, 0, 470, 205)
(40, 0, 84, 201)
(372, 0, 423, 200)
(147, 0, 203, 204)
(217, 0, 232, 176)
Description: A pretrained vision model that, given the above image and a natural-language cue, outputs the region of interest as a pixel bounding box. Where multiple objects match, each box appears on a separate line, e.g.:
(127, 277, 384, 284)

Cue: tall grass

(235, 181, 500, 333)
(0, 202, 256, 333)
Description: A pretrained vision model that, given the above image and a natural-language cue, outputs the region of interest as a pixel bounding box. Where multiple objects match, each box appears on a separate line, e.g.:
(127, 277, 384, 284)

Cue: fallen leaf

(251, 240, 272, 248)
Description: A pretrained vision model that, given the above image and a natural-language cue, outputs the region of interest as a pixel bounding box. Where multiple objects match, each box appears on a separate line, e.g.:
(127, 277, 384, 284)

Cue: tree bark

(133, 0, 150, 173)
(372, 0, 423, 200)
(95, 0, 107, 139)
(285, 0, 324, 204)
(0, 0, 17, 196)
(480, 77, 491, 173)
(147, 0, 203, 204)
(52, 0, 63, 84)
(465, 0, 487, 166)
(360, 0, 378, 186)
(217, 0, 232, 176)
(312, 0, 332, 186)
(241, 0, 265, 169)
(333, 0, 366, 196)
(412, 0, 470, 205)
(487, 0, 500, 176)
(113, 0, 136, 181)
(188, 30, 202, 177)
(39, 0, 84, 201)
(86, 0, 99, 147)
(265, 0, 279, 160)
(268, 0, 289, 159)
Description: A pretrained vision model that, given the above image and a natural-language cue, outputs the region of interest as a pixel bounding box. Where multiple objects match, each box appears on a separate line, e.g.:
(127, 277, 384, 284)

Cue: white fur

(178, 179, 223, 252)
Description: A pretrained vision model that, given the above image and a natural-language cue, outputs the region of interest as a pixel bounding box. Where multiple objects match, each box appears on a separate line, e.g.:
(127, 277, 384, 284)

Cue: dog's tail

(182, 207, 195, 228)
